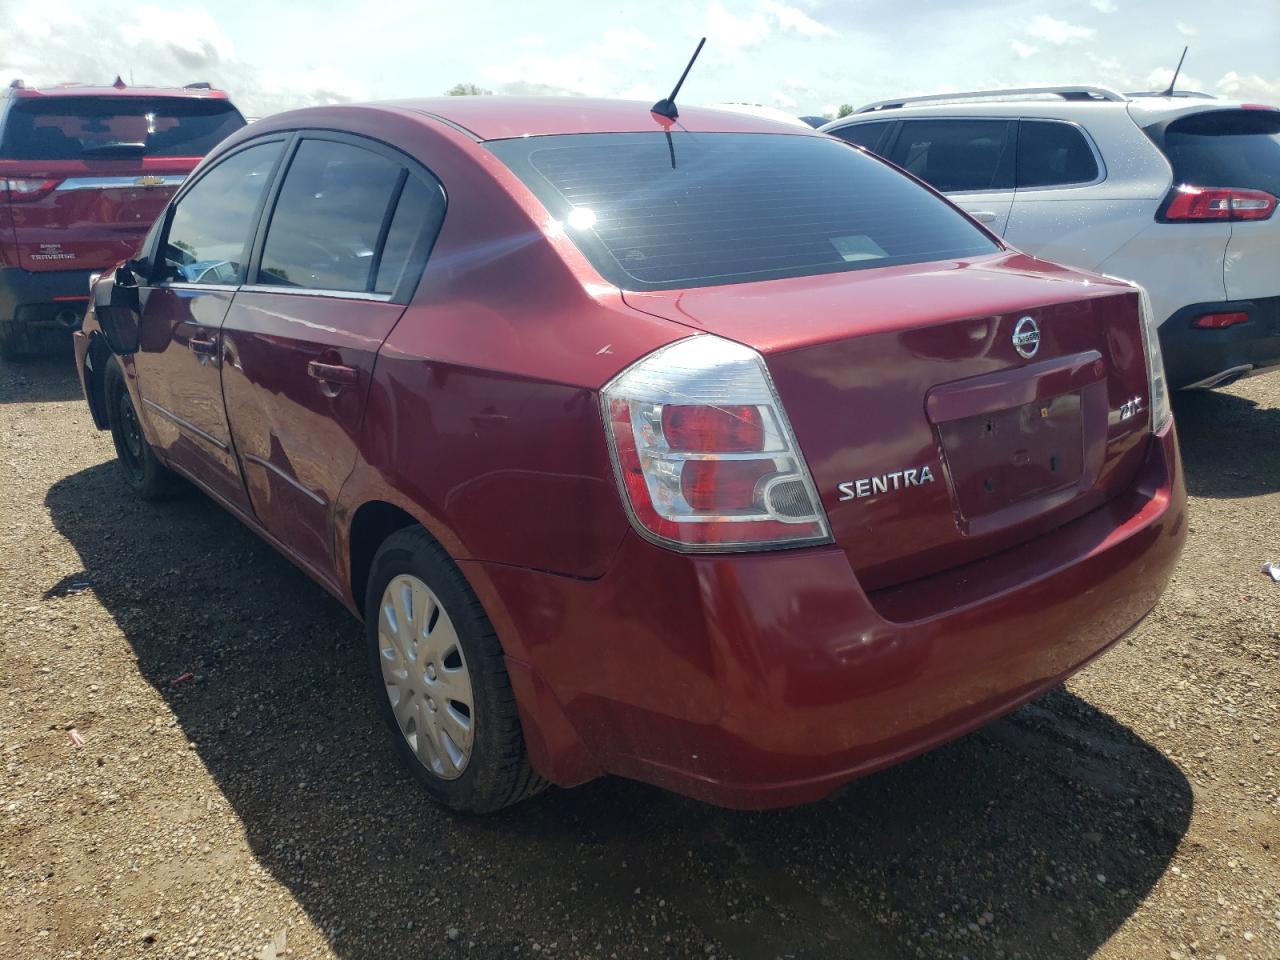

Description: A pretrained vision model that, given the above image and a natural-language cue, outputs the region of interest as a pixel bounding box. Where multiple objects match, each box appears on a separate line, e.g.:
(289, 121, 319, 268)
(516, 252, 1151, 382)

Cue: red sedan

(74, 96, 1185, 812)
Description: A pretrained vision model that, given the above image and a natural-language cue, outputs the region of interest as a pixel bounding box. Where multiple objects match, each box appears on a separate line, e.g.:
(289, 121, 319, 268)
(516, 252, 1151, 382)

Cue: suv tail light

(1160, 185, 1277, 222)
(601, 335, 832, 552)
(1, 178, 61, 202)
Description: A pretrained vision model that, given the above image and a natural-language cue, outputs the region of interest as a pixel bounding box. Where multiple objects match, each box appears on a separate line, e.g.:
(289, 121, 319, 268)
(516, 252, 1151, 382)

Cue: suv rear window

(0, 97, 245, 160)
(487, 132, 998, 291)
(1154, 109, 1280, 196)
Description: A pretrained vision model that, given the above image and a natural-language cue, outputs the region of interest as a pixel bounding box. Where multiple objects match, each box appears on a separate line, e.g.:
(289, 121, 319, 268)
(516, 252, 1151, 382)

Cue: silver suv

(823, 86, 1280, 390)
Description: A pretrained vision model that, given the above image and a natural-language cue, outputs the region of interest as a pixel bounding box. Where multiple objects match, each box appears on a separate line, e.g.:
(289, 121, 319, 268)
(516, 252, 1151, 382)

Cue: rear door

(221, 134, 446, 575)
(885, 118, 1017, 233)
(0, 96, 244, 272)
(1155, 108, 1280, 302)
(132, 138, 286, 513)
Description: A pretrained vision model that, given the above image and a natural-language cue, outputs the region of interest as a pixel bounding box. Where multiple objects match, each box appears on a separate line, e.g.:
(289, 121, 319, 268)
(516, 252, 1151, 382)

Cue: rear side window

(1155, 109, 1280, 196)
(1016, 120, 1099, 188)
(887, 119, 1015, 192)
(163, 141, 283, 284)
(487, 132, 998, 291)
(0, 97, 245, 160)
(373, 177, 444, 295)
(830, 121, 893, 153)
(258, 140, 406, 293)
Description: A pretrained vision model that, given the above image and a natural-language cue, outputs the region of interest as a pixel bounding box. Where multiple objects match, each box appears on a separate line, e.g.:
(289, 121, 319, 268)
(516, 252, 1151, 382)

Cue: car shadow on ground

(1173, 385, 1280, 499)
(46, 462, 1192, 960)
(0, 354, 84, 404)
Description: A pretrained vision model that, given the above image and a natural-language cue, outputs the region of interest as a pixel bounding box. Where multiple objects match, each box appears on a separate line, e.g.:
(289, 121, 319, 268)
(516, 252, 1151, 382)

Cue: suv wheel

(365, 526, 547, 813)
(103, 357, 175, 499)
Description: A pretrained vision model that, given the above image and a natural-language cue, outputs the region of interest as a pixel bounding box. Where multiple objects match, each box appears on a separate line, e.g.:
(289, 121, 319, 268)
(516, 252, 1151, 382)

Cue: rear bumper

(0, 266, 93, 353)
(1159, 296, 1280, 389)
(473, 423, 1187, 809)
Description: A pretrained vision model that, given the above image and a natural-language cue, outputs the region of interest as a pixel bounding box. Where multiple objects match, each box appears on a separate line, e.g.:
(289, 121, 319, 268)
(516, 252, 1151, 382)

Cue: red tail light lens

(1161, 185, 1277, 222)
(1, 178, 62, 202)
(602, 336, 831, 552)
(1192, 311, 1250, 329)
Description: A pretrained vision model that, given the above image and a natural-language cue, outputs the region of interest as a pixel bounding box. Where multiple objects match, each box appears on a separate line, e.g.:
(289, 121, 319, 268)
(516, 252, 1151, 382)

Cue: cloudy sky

(1, 0, 1277, 118)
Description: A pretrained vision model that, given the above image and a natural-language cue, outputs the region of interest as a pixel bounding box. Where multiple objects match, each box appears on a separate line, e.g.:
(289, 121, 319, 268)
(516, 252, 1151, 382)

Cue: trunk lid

(1, 157, 189, 271)
(624, 252, 1154, 590)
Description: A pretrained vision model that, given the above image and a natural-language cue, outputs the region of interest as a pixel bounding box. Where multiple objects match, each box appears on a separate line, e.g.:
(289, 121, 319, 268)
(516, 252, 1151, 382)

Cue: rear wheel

(364, 526, 547, 813)
(103, 357, 175, 499)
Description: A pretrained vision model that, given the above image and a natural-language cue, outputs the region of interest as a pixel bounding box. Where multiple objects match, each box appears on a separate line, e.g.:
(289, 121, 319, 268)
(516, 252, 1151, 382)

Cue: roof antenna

(1161, 46, 1188, 97)
(651, 37, 706, 121)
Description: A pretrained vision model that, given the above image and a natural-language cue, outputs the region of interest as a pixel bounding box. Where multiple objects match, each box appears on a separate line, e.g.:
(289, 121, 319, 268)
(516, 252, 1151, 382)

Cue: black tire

(103, 357, 176, 500)
(364, 526, 547, 813)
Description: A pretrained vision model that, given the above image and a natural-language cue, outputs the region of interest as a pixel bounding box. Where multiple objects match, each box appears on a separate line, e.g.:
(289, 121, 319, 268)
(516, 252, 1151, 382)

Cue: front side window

(887, 119, 1016, 193)
(163, 141, 283, 285)
(1017, 120, 1099, 188)
(0, 97, 245, 160)
(487, 132, 999, 291)
(258, 140, 406, 292)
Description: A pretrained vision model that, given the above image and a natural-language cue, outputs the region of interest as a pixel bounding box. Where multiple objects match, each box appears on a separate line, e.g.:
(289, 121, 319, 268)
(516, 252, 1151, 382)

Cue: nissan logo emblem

(1012, 316, 1041, 359)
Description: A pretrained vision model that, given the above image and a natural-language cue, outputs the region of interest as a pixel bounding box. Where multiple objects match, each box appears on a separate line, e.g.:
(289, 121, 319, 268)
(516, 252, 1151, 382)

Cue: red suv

(0, 78, 244, 359)
(74, 98, 1186, 813)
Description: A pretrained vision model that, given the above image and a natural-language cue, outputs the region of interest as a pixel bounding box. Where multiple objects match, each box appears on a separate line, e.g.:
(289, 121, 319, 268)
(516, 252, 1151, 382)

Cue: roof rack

(855, 85, 1127, 114)
(184, 81, 212, 90)
(1125, 90, 1215, 99)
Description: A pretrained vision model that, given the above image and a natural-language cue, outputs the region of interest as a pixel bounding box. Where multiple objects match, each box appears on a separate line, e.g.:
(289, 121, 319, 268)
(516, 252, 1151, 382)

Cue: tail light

(1160, 185, 1277, 222)
(601, 335, 831, 552)
(1, 178, 61, 202)
(1135, 286, 1173, 433)
(1192, 311, 1249, 329)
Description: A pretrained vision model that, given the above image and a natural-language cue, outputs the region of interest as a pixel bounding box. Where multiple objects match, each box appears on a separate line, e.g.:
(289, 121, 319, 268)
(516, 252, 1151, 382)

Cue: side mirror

(93, 263, 142, 355)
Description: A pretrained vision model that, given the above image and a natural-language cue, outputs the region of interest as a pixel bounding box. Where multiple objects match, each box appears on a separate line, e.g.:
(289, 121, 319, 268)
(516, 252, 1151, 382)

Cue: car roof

(369, 96, 826, 140)
(2, 80, 231, 101)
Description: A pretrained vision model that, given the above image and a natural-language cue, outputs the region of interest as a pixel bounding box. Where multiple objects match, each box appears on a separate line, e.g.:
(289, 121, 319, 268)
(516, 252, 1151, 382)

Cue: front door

(220, 135, 446, 575)
(886, 118, 1017, 235)
(131, 139, 285, 512)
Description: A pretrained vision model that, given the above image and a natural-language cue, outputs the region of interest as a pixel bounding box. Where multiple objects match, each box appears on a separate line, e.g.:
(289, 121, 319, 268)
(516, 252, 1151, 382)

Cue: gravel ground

(1, 355, 1277, 960)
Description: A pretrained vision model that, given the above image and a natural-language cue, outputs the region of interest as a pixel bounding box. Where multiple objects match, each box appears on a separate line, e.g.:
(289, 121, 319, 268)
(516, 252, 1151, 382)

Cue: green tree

(446, 83, 493, 96)
(836, 103, 855, 118)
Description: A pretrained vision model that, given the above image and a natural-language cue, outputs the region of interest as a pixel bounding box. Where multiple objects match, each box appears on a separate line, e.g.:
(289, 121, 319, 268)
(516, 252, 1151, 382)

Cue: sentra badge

(838, 466, 936, 501)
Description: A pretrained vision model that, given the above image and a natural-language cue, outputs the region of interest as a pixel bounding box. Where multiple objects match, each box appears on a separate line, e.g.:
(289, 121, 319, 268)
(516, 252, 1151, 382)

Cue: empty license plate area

(936, 392, 1084, 522)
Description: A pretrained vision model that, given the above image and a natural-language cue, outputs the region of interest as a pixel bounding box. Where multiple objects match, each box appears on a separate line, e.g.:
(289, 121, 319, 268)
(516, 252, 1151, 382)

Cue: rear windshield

(487, 131, 999, 291)
(0, 97, 245, 160)
(1155, 109, 1280, 196)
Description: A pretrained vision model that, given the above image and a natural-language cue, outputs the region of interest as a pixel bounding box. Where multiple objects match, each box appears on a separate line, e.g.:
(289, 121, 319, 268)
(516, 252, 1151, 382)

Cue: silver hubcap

(378, 574, 475, 780)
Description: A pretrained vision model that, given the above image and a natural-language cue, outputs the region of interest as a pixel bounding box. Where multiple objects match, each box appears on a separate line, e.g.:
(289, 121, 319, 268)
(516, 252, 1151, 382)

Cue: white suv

(822, 86, 1280, 389)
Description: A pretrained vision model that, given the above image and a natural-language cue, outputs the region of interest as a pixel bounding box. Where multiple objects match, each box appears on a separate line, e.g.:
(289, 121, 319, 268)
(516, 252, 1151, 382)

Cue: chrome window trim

(239, 283, 394, 303)
(156, 281, 240, 293)
(57, 175, 187, 191)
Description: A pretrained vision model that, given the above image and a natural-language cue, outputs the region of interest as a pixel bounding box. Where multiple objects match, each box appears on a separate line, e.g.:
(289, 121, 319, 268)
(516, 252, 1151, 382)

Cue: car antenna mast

(651, 37, 706, 120)
(1161, 45, 1189, 97)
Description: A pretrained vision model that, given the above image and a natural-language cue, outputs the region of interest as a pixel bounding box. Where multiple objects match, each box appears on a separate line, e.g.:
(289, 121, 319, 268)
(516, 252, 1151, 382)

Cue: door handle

(307, 360, 358, 386)
(189, 336, 219, 357)
(968, 210, 999, 223)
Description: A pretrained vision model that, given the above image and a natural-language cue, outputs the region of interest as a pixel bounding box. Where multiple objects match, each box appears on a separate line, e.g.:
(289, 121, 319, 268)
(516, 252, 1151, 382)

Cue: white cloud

(1026, 14, 1096, 45)
(706, 0, 772, 54)
(771, 90, 798, 108)
(596, 27, 658, 61)
(764, 2, 835, 38)
(1175, 21, 1197, 37)
(1145, 67, 1204, 92)
(1010, 40, 1038, 59)
(484, 26, 661, 99)
(1090, 0, 1117, 12)
(1215, 71, 1280, 101)
(782, 77, 810, 92)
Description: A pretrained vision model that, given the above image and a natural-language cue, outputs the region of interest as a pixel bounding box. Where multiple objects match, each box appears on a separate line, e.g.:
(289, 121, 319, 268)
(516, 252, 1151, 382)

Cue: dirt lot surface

(1, 355, 1277, 960)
